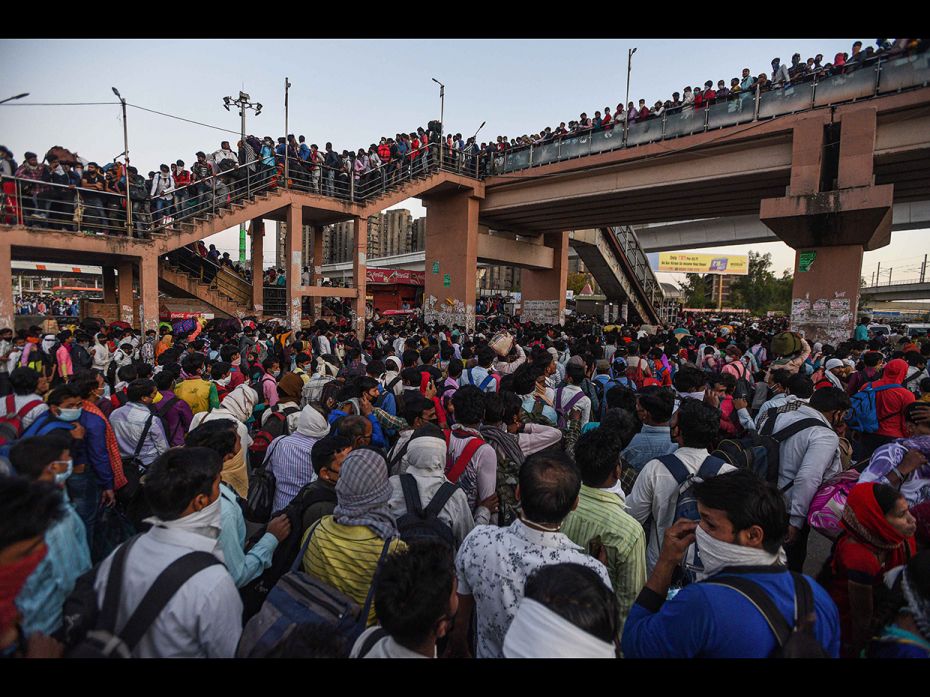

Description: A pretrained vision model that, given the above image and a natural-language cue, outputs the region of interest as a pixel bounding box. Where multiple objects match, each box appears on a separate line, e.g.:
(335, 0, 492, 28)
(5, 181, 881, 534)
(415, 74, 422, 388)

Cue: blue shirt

(298, 143, 311, 161)
(621, 425, 679, 472)
(622, 567, 841, 658)
(459, 366, 497, 392)
(16, 493, 91, 636)
(855, 324, 869, 341)
(24, 411, 113, 490)
(219, 484, 278, 587)
(327, 409, 388, 450)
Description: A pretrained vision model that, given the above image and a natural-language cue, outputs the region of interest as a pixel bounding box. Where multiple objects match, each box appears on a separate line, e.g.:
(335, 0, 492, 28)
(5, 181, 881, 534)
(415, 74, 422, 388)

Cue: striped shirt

(561, 484, 648, 633)
(301, 517, 406, 626)
(264, 432, 320, 512)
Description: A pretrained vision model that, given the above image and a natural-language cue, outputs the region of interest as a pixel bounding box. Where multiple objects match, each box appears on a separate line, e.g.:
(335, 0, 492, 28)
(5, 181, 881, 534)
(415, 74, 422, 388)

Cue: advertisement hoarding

(657, 253, 749, 275)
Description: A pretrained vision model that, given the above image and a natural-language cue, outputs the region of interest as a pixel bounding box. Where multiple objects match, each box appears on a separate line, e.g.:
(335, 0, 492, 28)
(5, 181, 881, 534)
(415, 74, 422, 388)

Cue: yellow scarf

(222, 448, 249, 499)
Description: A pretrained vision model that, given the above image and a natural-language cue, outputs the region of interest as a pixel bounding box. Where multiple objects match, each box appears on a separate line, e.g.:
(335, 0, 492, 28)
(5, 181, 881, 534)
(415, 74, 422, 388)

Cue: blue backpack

(592, 375, 625, 422)
(466, 368, 495, 392)
(846, 382, 900, 433)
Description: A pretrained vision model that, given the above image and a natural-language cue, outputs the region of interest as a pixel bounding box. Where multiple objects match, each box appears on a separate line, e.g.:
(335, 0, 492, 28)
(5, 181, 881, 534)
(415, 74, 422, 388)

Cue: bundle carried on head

(771, 331, 803, 357)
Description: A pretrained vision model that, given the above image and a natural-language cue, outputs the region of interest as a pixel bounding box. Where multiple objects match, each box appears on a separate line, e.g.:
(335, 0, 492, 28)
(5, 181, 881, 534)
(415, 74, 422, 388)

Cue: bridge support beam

(309, 225, 324, 320)
(760, 107, 892, 344)
(139, 253, 160, 333)
(423, 192, 479, 331)
(102, 266, 117, 304)
(520, 232, 568, 325)
(0, 242, 12, 330)
(251, 219, 264, 316)
(353, 216, 368, 338)
(286, 205, 303, 331)
(117, 260, 135, 327)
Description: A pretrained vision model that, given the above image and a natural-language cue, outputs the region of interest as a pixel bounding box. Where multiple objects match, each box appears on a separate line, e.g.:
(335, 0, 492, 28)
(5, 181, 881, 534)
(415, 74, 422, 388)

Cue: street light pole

(432, 78, 444, 169)
(224, 91, 262, 265)
(624, 47, 637, 146)
(284, 77, 291, 189)
(111, 88, 132, 236)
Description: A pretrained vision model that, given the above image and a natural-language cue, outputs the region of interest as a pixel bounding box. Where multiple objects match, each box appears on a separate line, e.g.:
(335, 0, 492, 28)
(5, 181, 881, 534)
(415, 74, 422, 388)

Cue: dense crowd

(5, 39, 926, 237)
(15, 296, 81, 317)
(1, 308, 929, 659)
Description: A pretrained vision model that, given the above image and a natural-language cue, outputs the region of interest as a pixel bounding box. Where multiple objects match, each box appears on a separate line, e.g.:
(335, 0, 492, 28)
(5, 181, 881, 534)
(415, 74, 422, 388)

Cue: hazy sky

(1, 38, 926, 285)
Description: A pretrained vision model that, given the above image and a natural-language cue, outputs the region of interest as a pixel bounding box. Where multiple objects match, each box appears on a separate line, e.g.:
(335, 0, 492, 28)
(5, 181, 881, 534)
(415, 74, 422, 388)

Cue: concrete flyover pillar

(0, 242, 13, 330)
(138, 254, 160, 333)
(117, 259, 135, 326)
(353, 216, 368, 338)
(520, 232, 568, 325)
(760, 106, 892, 344)
(251, 219, 264, 316)
(310, 224, 324, 320)
(286, 204, 303, 331)
(422, 191, 480, 331)
(102, 266, 117, 304)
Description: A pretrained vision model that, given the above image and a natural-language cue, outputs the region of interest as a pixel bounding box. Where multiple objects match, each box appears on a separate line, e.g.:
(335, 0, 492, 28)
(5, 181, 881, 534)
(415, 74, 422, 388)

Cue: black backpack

(396, 474, 457, 548)
(152, 397, 181, 444)
(707, 571, 831, 658)
(65, 536, 221, 658)
(115, 414, 155, 526)
(711, 407, 832, 490)
(263, 404, 300, 440)
(245, 438, 281, 524)
(239, 481, 337, 621)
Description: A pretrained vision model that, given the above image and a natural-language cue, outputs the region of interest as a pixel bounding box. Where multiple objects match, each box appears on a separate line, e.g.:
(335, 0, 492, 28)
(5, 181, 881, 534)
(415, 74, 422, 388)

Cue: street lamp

(432, 78, 444, 169)
(223, 91, 262, 263)
(111, 87, 132, 236)
(624, 47, 637, 146)
(0, 93, 29, 105)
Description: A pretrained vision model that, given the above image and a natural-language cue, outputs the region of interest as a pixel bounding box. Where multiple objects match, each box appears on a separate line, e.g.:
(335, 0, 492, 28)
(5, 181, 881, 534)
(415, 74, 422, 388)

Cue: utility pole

(223, 91, 262, 265)
(111, 88, 131, 236)
(623, 47, 637, 146)
(284, 77, 291, 189)
(921, 254, 927, 283)
(432, 78, 445, 169)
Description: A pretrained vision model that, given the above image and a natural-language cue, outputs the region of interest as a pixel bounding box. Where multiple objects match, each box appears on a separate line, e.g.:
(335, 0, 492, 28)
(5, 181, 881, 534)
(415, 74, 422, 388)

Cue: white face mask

(145, 493, 223, 541)
(216, 376, 231, 387)
(687, 525, 786, 582)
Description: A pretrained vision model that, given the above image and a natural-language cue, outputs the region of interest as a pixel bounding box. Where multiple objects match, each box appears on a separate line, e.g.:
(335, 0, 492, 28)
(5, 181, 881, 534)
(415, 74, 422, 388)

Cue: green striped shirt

(561, 484, 647, 633)
(301, 516, 406, 626)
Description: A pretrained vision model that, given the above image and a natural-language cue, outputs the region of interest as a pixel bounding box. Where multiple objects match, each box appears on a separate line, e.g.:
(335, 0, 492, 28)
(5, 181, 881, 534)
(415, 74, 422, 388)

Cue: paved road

(803, 528, 834, 578)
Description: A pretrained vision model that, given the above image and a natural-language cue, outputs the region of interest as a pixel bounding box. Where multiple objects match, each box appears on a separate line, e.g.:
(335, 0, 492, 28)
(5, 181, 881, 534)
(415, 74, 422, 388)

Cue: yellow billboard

(657, 252, 749, 275)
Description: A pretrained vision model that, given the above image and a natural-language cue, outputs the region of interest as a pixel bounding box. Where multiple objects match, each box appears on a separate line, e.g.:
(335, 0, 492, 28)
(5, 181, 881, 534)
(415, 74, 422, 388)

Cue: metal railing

(262, 286, 286, 316)
(163, 246, 252, 306)
(610, 225, 663, 310)
(862, 277, 928, 289)
(486, 48, 930, 175)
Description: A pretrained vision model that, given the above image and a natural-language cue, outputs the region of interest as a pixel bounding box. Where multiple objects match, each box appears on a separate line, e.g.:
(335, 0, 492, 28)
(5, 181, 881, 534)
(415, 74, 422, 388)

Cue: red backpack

(0, 394, 44, 446)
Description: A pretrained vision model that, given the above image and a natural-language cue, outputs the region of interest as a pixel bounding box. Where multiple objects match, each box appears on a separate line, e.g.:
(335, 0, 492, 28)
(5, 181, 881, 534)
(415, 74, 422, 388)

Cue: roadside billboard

(656, 252, 749, 275)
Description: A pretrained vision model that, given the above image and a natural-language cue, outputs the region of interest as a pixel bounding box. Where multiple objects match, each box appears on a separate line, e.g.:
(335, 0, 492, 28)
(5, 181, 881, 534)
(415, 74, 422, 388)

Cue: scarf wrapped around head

(842, 483, 915, 562)
(503, 598, 616, 658)
(221, 384, 259, 422)
(221, 446, 249, 499)
(405, 430, 448, 474)
(334, 449, 397, 540)
(277, 372, 304, 403)
(296, 405, 330, 438)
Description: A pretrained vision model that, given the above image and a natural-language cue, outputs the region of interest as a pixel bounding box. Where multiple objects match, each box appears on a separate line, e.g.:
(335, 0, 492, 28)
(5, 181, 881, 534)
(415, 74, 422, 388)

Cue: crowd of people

(1, 307, 929, 659)
(6, 40, 925, 238)
(15, 296, 82, 317)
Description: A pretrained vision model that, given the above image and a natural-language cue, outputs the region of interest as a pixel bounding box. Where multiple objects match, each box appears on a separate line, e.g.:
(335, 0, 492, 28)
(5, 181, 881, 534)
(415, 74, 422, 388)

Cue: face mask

(216, 376, 231, 387)
(145, 493, 223, 541)
(231, 358, 241, 367)
(102, 384, 112, 399)
(0, 545, 48, 635)
(53, 459, 74, 485)
(74, 168, 83, 176)
(680, 390, 706, 402)
(57, 407, 83, 422)
(687, 525, 785, 582)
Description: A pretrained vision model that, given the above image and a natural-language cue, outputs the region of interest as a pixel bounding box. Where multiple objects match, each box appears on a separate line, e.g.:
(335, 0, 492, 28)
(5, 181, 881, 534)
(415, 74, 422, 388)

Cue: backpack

(466, 368, 495, 392)
(396, 474, 457, 548)
(728, 361, 753, 401)
(66, 536, 221, 658)
(592, 376, 624, 422)
(72, 343, 93, 371)
(262, 404, 300, 440)
(236, 523, 392, 658)
(712, 408, 832, 488)
(806, 459, 870, 539)
(846, 381, 900, 434)
(238, 481, 337, 621)
(445, 432, 487, 484)
(658, 453, 726, 525)
(0, 394, 43, 446)
(245, 438, 280, 524)
(116, 413, 155, 523)
(707, 572, 831, 658)
(152, 397, 181, 444)
(626, 358, 649, 390)
(554, 386, 585, 428)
